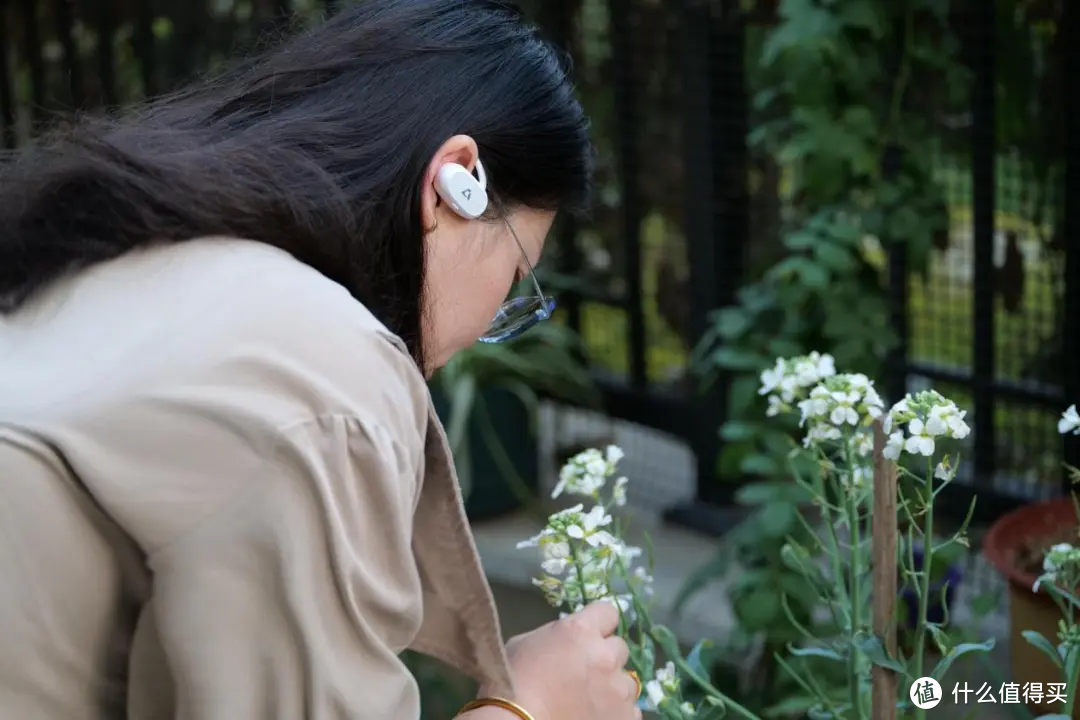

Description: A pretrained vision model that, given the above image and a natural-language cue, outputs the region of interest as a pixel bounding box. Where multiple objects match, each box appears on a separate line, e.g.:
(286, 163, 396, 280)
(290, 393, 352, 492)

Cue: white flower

(804, 423, 842, 447)
(796, 373, 884, 448)
(882, 391, 970, 462)
(656, 661, 677, 685)
(1044, 543, 1077, 574)
(758, 352, 837, 408)
(1034, 542, 1080, 591)
(934, 462, 953, 481)
(540, 540, 570, 575)
(927, 402, 970, 439)
(847, 464, 870, 490)
(644, 680, 666, 711)
(552, 446, 624, 499)
(612, 476, 628, 506)
(632, 565, 654, 596)
(766, 394, 785, 417)
(798, 386, 831, 424)
(523, 448, 652, 620)
(828, 390, 861, 426)
(814, 352, 836, 378)
(883, 431, 905, 460)
(903, 418, 936, 456)
(851, 431, 873, 458)
(758, 359, 785, 396)
(541, 557, 568, 575)
(679, 702, 697, 715)
(1060, 405, 1080, 435)
(863, 386, 884, 417)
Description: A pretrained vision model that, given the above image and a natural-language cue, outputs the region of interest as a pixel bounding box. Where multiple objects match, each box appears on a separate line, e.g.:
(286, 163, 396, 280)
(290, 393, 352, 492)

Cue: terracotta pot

(983, 497, 1079, 719)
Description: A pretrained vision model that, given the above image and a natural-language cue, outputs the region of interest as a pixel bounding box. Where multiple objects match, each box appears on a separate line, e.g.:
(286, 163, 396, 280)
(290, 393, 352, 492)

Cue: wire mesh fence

(1, 0, 1077, 527)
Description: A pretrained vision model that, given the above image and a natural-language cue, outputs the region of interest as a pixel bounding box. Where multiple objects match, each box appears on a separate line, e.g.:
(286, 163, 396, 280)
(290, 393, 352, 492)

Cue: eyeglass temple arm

(504, 219, 551, 307)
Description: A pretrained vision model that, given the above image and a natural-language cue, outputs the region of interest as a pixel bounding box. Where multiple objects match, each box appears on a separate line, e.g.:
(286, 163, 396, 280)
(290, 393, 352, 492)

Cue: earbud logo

(461, 189, 472, 200)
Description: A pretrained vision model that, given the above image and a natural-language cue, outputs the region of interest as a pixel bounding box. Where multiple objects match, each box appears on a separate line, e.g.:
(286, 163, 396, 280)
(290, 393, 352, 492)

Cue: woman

(0, 1, 642, 718)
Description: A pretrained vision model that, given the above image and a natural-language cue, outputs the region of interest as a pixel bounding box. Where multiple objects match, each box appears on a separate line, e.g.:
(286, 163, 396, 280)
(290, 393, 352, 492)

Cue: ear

(420, 134, 481, 232)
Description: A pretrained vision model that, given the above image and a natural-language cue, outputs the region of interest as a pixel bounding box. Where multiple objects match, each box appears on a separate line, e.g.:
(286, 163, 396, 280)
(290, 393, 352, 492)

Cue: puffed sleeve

(143, 413, 425, 719)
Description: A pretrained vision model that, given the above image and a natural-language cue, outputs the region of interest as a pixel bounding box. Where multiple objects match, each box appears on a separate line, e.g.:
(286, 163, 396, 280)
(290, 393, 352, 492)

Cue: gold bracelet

(456, 696, 536, 720)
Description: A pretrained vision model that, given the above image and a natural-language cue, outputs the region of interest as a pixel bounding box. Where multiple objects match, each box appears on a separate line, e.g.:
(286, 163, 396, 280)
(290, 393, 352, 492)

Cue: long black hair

(0, 0, 592, 368)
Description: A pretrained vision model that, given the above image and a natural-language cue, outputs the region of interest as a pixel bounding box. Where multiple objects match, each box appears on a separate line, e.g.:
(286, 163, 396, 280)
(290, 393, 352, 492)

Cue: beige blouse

(0, 238, 514, 719)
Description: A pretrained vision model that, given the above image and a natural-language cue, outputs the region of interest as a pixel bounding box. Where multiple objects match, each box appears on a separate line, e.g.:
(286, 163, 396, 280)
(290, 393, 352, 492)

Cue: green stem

(1061, 578, 1080, 714)
(610, 553, 763, 720)
(653, 636, 762, 720)
(818, 463, 853, 617)
(912, 460, 936, 720)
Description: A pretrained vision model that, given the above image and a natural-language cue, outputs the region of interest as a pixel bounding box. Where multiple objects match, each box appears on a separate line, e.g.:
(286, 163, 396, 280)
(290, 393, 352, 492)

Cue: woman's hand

(487, 601, 642, 720)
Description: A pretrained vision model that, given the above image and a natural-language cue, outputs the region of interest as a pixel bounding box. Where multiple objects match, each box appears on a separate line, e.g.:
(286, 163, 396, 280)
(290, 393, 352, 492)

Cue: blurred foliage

(431, 322, 600, 502)
(682, 0, 1063, 716)
(695, 0, 966, 486)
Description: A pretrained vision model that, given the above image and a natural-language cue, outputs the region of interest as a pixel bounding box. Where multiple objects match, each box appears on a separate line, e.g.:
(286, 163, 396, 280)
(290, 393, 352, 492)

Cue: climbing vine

(696, 0, 965, 481)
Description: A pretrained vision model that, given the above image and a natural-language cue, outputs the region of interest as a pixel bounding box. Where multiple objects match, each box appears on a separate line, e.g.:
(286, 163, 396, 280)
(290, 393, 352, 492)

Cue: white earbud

(434, 158, 489, 220)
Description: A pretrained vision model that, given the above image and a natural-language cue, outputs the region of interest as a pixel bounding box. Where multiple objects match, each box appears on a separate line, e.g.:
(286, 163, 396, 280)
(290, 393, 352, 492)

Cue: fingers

(613, 670, 643, 718)
(600, 635, 630, 669)
(573, 600, 620, 637)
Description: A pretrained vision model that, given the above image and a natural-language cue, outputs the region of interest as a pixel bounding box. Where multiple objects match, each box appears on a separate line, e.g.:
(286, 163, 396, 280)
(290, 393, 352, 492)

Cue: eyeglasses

(477, 219, 556, 344)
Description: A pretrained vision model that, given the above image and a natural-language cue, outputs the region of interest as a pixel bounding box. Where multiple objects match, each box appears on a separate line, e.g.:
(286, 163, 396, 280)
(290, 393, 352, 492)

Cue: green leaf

(740, 453, 781, 476)
(728, 375, 763, 417)
(686, 639, 714, 677)
(710, 346, 770, 371)
(696, 696, 727, 720)
(777, 571, 820, 611)
(929, 638, 997, 680)
(788, 645, 845, 662)
(714, 307, 753, 339)
(759, 429, 798, 459)
(770, 256, 830, 289)
(765, 693, 832, 717)
(735, 587, 782, 630)
(735, 481, 791, 505)
(838, 1, 886, 37)
(720, 421, 760, 442)
(1021, 631, 1062, 670)
(814, 242, 855, 272)
(730, 568, 771, 595)
(852, 632, 908, 676)
(649, 625, 682, 659)
(759, 502, 797, 538)
(766, 337, 805, 359)
(784, 230, 819, 251)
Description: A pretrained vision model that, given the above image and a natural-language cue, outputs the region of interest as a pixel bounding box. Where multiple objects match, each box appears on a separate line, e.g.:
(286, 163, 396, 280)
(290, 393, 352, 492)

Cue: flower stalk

(512, 353, 1080, 718)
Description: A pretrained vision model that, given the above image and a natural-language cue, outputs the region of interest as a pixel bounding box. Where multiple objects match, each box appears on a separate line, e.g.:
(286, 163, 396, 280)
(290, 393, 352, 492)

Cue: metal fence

(883, 0, 1080, 524)
(2, 0, 1077, 529)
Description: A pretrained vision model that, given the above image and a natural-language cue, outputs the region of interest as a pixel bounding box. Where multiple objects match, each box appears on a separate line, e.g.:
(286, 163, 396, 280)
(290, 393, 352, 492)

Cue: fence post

(695, 0, 748, 509)
(663, 0, 749, 534)
(970, 0, 997, 487)
(872, 420, 899, 720)
(607, 0, 647, 390)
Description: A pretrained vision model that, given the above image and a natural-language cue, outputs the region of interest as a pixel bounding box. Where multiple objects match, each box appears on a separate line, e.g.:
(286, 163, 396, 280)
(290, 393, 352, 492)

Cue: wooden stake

(872, 419, 899, 720)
